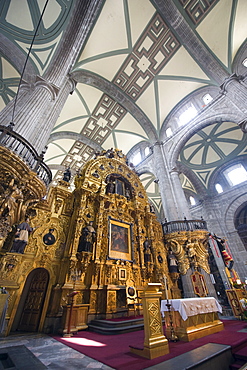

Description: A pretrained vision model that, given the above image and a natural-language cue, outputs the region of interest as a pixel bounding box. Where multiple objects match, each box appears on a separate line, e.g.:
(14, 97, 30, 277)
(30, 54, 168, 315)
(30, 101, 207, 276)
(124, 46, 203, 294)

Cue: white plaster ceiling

(0, 0, 246, 213)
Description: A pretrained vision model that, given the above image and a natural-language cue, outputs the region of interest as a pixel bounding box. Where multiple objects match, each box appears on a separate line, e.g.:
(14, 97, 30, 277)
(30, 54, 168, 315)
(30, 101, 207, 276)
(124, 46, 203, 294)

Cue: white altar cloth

(160, 297, 222, 321)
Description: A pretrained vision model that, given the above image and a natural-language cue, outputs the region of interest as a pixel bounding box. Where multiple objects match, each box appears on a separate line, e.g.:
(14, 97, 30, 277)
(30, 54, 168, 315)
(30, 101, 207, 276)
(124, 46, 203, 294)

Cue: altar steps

(230, 345, 247, 370)
(88, 317, 144, 335)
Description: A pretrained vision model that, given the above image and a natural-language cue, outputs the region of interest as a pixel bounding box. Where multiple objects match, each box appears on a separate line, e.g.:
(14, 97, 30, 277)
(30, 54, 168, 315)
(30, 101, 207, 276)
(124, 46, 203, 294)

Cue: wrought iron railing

(0, 124, 52, 186)
(162, 219, 207, 234)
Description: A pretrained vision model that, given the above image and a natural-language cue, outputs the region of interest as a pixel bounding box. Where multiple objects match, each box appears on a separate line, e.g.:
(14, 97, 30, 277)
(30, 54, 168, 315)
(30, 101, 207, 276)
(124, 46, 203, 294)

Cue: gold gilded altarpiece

(0, 148, 213, 335)
(0, 149, 183, 334)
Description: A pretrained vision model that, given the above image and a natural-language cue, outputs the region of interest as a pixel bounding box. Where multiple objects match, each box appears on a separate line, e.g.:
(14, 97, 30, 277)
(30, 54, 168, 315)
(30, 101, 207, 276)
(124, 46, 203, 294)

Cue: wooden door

(18, 268, 49, 332)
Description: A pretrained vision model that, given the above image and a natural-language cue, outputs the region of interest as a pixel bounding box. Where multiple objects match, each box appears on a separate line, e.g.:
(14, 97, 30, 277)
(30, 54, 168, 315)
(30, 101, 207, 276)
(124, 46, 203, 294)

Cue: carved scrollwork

(166, 231, 210, 275)
(168, 239, 190, 275)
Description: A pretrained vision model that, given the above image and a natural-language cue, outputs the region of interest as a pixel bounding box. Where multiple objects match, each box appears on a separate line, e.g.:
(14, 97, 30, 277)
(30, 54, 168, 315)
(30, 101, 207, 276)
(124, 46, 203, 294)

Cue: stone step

(230, 344, 247, 370)
(88, 317, 144, 334)
(230, 361, 247, 370)
(145, 343, 233, 370)
(234, 347, 247, 361)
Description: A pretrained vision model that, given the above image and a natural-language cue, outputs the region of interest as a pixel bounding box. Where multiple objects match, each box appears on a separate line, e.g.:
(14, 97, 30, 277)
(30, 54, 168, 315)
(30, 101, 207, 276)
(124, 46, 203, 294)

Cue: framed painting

(226, 289, 243, 318)
(191, 271, 208, 297)
(119, 268, 126, 280)
(109, 218, 132, 260)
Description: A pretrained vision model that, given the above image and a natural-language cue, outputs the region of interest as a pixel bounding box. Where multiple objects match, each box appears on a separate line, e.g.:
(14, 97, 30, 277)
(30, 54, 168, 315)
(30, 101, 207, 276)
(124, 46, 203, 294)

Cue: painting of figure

(111, 225, 128, 253)
(109, 219, 132, 260)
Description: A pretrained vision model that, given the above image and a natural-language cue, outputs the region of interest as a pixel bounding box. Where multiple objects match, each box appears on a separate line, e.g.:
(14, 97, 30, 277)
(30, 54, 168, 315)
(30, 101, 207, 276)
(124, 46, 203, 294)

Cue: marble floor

(0, 316, 238, 370)
(0, 330, 236, 370)
(0, 333, 114, 369)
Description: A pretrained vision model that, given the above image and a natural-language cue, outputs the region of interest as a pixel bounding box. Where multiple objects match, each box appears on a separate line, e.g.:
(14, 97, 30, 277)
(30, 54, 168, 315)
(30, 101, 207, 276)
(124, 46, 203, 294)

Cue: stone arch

(138, 170, 163, 219)
(0, 34, 36, 80)
(232, 39, 247, 77)
(48, 131, 102, 151)
(224, 193, 247, 232)
(167, 114, 242, 171)
(127, 140, 152, 166)
(235, 202, 247, 249)
(136, 165, 154, 176)
(207, 154, 247, 195)
(176, 161, 208, 198)
(160, 85, 220, 139)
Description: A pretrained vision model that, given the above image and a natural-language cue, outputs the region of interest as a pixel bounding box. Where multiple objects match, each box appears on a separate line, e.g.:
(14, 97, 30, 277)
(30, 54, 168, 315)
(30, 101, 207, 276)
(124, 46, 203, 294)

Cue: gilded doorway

(15, 268, 49, 332)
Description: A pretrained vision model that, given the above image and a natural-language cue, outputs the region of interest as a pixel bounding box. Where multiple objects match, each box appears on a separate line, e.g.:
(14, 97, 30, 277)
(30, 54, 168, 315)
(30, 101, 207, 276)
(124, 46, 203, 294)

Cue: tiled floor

(0, 333, 113, 369)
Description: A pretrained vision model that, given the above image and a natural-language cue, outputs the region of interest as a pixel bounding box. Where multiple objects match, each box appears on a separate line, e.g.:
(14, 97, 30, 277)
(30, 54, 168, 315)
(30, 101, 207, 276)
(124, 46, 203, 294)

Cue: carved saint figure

(157, 251, 163, 263)
(106, 180, 115, 194)
(125, 187, 131, 200)
(78, 221, 96, 253)
(167, 250, 178, 273)
(0, 181, 23, 226)
(149, 202, 155, 213)
(92, 170, 99, 178)
(63, 168, 71, 182)
(10, 217, 34, 254)
(143, 237, 152, 263)
(106, 148, 115, 158)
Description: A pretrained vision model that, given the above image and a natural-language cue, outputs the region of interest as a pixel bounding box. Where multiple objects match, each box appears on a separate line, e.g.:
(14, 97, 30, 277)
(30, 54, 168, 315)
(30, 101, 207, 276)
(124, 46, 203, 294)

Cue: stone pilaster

(152, 143, 177, 221)
(169, 168, 191, 220)
(180, 270, 196, 298)
(27, 78, 75, 154)
(152, 143, 191, 221)
(0, 0, 104, 153)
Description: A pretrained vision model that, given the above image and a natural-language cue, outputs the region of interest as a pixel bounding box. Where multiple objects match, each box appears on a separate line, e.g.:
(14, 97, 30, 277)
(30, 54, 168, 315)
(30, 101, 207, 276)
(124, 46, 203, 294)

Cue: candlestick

(164, 275, 168, 300)
(63, 291, 79, 337)
(165, 299, 178, 342)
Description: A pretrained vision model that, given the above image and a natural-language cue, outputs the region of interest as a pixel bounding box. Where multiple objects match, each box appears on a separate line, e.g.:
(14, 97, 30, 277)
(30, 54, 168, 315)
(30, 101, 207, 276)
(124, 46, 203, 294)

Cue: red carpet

(53, 320, 247, 370)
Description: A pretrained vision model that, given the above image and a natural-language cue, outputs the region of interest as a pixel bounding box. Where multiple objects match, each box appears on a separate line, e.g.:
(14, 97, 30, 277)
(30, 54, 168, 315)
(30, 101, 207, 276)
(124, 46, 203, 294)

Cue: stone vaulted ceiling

(0, 0, 246, 214)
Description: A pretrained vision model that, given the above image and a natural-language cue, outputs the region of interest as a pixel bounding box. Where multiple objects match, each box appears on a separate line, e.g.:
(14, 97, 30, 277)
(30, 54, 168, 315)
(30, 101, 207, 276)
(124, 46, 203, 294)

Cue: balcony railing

(162, 219, 207, 234)
(0, 124, 52, 186)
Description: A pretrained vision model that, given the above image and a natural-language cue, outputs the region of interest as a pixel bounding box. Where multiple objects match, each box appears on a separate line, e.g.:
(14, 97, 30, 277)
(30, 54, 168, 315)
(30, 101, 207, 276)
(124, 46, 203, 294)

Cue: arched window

(235, 204, 247, 250)
(166, 127, 173, 137)
(215, 183, 223, 194)
(189, 196, 196, 205)
(223, 164, 247, 186)
(132, 151, 142, 166)
(202, 93, 213, 105)
(242, 58, 247, 67)
(179, 105, 197, 126)
(144, 147, 150, 157)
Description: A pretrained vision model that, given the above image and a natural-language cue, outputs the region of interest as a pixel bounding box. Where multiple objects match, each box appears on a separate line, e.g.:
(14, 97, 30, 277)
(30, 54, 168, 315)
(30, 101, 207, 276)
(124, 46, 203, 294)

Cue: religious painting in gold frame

(225, 289, 243, 318)
(109, 218, 132, 260)
(191, 271, 208, 297)
(119, 268, 127, 280)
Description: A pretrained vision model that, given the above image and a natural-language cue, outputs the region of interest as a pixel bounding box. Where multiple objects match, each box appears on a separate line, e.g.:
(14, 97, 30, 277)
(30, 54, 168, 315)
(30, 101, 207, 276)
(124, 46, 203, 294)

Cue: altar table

(161, 297, 224, 342)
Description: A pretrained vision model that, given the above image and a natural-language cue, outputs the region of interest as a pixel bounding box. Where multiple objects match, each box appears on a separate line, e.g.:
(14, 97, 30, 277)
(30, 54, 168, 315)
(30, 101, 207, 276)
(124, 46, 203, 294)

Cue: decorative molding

(113, 13, 180, 101)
